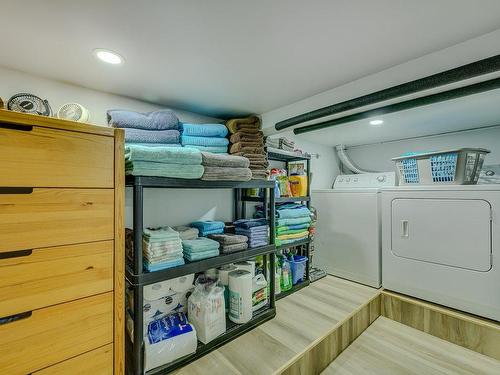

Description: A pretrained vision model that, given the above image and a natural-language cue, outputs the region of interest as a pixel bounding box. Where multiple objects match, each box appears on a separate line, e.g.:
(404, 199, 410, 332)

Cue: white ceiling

(1, 0, 500, 118)
(296, 87, 500, 146)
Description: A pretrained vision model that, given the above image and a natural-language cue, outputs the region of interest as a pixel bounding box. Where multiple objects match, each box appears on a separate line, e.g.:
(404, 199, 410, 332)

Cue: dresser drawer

(33, 344, 113, 375)
(0, 241, 114, 317)
(0, 188, 114, 252)
(0, 292, 113, 375)
(0, 123, 113, 188)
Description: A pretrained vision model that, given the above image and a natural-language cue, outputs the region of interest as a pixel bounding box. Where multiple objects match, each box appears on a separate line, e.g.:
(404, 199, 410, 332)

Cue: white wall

(0, 66, 236, 228)
(345, 125, 500, 173)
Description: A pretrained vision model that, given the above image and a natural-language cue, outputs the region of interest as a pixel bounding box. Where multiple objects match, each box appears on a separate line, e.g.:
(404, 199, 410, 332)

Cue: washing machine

(312, 172, 396, 288)
(381, 185, 500, 321)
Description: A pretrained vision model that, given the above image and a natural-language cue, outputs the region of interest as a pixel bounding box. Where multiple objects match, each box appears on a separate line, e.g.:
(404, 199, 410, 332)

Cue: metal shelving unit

(125, 176, 277, 375)
(266, 149, 312, 299)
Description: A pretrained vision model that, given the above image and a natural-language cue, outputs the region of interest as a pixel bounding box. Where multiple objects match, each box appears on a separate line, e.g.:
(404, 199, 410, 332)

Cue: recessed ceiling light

(93, 49, 124, 65)
(369, 119, 384, 126)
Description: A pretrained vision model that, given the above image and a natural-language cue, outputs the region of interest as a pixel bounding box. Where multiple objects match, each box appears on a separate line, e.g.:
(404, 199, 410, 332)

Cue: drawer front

(33, 344, 113, 375)
(0, 292, 113, 375)
(0, 124, 113, 188)
(0, 241, 114, 317)
(0, 188, 114, 252)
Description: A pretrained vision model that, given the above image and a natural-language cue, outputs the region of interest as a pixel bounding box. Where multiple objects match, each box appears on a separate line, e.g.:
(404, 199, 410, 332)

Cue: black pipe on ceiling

(293, 77, 500, 135)
(276, 54, 500, 131)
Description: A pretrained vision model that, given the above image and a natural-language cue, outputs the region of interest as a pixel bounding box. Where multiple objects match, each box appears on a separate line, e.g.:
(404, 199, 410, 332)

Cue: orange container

(289, 175, 308, 197)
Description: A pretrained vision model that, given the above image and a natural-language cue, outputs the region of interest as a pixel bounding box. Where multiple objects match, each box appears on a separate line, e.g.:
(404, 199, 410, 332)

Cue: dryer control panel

(334, 172, 396, 189)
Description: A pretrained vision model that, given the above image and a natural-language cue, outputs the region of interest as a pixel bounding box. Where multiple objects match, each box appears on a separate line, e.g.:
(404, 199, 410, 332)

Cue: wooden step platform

(322, 317, 500, 375)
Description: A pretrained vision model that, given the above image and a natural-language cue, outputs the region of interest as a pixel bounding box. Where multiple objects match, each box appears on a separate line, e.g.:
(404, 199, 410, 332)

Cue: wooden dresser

(0, 109, 124, 375)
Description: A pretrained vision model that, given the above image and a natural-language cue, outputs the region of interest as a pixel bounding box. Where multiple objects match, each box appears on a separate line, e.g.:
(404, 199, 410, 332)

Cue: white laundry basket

(393, 148, 490, 185)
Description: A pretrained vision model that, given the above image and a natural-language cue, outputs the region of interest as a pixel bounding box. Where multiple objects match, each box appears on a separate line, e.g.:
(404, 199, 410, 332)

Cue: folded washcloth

(249, 161, 269, 169)
(265, 138, 280, 148)
(229, 132, 264, 143)
(235, 226, 269, 237)
(220, 242, 248, 254)
(275, 236, 308, 247)
(182, 237, 220, 253)
(277, 231, 310, 241)
(181, 123, 228, 138)
(201, 152, 250, 168)
(226, 116, 261, 134)
(173, 226, 199, 240)
(125, 160, 204, 179)
(250, 169, 268, 180)
(276, 217, 312, 227)
(248, 239, 269, 248)
(201, 167, 252, 181)
(143, 226, 180, 240)
(126, 143, 183, 148)
(207, 233, 248, 245)
(190, 221, 225, 236)
(276, 206, 312, 219)
(108, 109, 179, 130)
(125, 144, 202, 165)
(184, 248, 220, 261)
(185, 145, 228, 154)
(181, 135, 229, 147)
(124, 128, 180, 144)
(233, 218, 268, 229)
(230, 144, 265, 154)
(232, 152, 267, 159)
(276, 223, 311, 234)
(143, 240, 183, 253)
(144, 257, 185, 272)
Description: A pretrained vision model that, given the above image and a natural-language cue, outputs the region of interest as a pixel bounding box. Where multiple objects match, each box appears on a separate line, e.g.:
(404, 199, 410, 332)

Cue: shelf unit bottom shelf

(125, 306, 276, 375)
(276, 279, 310, 301)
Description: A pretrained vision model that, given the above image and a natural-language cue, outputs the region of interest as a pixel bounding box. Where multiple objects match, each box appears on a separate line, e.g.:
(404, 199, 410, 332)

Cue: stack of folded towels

(207, 233, 248, 254)
(182, 237, 220, 261)
(125, 144, 204, 179)
(200, 152, 252, 181)
(233, 218, 269, 248)
(173, 225, 199, 240)
(142, 227, 184, 272)
(180, 123, 229, 154)
(108, 109, 181, 147)
(226, 116, 268, 180)
(275, 203, 312, 246)
(190, 220, 225, 236)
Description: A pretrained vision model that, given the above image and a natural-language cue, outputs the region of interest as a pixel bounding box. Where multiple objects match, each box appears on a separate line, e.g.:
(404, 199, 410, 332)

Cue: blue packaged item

(147, 312, 193, 344)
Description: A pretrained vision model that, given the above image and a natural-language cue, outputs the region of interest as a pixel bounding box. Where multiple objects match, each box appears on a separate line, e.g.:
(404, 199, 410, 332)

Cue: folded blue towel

(108, 109, 179, 130)
(126, 143, 182, 148)
(233, 218, 268, 229)
(181, 135, 229, 147)
(276, 206, 312, 219)
(124, 128, 180, 144)
(144, 257, 185, 272)
(181, 123, 228, 138)
(125, 144, 202, 164)
(184, 249, 220, 261)
(182, 237, 220, 253)
(248, 239, 269, 248)
(190, 221, 225, 236)
(235, 226, 268, 235)
(185, 145, 228, 154)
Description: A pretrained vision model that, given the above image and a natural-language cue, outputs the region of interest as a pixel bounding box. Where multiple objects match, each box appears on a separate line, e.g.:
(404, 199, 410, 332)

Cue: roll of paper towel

(228, 269, 253, 324)
(234, 261, 255, 278)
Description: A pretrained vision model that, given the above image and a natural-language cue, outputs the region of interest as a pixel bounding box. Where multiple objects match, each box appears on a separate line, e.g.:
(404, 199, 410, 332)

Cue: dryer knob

(377, 175, 386, 182)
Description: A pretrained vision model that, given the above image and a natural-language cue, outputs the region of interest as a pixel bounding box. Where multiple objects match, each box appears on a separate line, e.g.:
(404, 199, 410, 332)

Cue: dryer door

(391, 198, 492, 271)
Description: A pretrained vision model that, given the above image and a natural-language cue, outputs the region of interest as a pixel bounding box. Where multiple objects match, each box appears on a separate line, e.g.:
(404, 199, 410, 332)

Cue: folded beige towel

(230, 131, 264, 143)
(230, 143, 265, 154)
(226, 116, 261, 134)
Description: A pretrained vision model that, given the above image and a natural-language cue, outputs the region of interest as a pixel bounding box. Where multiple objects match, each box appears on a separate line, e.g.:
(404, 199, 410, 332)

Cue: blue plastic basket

(289, 255, 308, 285)
(430, 153, 458, 182)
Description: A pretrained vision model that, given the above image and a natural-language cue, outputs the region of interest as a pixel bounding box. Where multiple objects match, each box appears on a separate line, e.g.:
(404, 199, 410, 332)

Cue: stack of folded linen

(180, 123, 229, 153)
(173, 225, 199, 240)
(108, 109, 181, 147)
(207, 233, 248, 254)
(234, 218, 269, 248)
(200, 152, 252, 181)
(143, 227, 184, 272)
(265, 136, 306, 157)
(125, 144, 204, 179)
(182, 237, 220, 261)
(226, 116, 268, 180)
(275, 203, 312, 246)
(190, 220, 225, 236)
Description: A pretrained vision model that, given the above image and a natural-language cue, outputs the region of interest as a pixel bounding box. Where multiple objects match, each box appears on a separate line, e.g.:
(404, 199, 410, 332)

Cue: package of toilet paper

(144, 312, 197, 371)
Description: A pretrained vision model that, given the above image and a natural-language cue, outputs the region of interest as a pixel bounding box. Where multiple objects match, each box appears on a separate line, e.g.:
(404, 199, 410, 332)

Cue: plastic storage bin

(290, 255, 308, 285)
(393, 148, 490, 185)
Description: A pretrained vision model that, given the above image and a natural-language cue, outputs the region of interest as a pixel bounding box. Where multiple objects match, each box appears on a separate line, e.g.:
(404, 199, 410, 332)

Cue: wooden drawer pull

(0, 187, 33, 194)
(0, 311, 32, 325)
(0, 123, 33, 131)
(0, 249, 33, 259)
